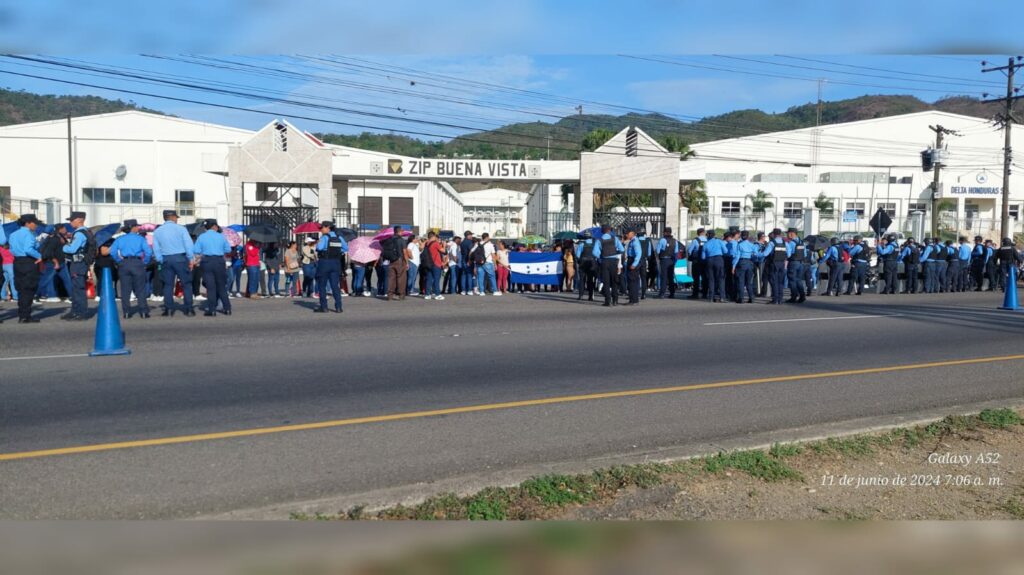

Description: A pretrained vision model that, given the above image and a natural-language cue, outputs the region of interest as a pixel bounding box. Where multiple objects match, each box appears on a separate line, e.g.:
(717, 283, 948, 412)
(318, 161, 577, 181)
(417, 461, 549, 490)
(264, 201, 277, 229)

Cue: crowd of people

(3, 211, 1023, 323)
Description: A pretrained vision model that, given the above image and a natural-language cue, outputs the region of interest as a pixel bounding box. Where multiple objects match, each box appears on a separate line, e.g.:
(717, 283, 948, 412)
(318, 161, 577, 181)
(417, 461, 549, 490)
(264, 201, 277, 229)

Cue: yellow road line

(2, 354, 1023, 462)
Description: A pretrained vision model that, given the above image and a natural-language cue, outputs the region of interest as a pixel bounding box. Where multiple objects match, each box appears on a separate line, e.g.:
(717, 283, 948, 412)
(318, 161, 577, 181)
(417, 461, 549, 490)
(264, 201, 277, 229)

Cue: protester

(283, 240, 301, 297)
(300, 237, 317, 298)
(244, 238, 261, 299)
(422, 231, 445, 300)
(1, 242, 16, 302)
(496, 241, 511, 295)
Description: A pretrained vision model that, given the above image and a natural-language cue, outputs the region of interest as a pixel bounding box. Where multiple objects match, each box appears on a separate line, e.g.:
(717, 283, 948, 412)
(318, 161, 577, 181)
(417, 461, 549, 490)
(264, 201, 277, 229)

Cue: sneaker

(478, 291, 486, 297)
(195, 295, 207, 301)
(434, 295, 445, 301)
(472, 289, 480, 295)
(363, 291, 371, 297)
(493, 292, 502, 296)
(339, 293, 347, 298)
(45, 297, 61, 303)
(152, 296, 164, 302)
(424, 294, 433, 300)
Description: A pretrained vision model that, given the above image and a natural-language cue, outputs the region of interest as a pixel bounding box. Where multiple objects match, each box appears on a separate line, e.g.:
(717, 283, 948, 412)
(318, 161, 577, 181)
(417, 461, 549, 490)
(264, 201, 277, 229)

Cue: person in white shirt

(445, 237, 461, 295)
(405, 236, 421, 295)
(473, 233, 499, 295)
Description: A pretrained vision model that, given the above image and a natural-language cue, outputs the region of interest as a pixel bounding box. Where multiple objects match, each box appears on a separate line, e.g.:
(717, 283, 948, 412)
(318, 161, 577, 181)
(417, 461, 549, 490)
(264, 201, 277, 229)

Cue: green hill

(0, 87, 163, 126)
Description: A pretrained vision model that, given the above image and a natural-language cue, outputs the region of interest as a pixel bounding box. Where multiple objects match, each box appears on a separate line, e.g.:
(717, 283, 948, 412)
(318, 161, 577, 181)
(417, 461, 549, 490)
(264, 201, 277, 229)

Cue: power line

(775, 55, 1006, 88)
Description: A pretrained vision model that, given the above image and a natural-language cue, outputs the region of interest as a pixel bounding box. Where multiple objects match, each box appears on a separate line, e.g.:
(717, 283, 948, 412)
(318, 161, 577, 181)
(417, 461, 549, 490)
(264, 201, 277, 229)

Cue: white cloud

(626, 77, 817, 117)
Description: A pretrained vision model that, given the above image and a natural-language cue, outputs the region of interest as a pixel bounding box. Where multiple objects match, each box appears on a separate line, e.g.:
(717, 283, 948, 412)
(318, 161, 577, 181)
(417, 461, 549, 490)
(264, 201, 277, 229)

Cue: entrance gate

(242, 206, 319, 241)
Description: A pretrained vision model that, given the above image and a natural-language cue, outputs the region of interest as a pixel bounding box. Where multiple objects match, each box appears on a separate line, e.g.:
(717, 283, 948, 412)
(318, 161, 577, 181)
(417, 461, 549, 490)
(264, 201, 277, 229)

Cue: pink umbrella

(138, 223, 158, 232)
(372, 228, 414, 241)
(293, 221, 321, 234)
(348, 236, 382, 264)
(222, 227, 242, 247)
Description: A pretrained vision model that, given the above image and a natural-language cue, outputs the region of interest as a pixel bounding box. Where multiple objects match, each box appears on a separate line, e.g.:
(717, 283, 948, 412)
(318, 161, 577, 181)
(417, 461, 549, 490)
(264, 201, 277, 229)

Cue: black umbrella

(185, 222, 207, 237)
(244, 223, 280, 243)
(338, 227, 358, 242)
(805, 235, 829, 251)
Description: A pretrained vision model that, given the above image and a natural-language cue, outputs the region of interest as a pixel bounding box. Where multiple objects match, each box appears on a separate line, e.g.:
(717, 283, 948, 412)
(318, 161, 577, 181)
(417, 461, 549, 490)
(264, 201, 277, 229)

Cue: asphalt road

(2, 288, 1023, 518)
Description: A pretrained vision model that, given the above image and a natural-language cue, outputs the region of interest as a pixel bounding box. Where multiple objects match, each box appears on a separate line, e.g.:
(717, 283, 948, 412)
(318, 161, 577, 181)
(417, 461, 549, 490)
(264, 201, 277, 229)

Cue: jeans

(284, 272, 299, 295)
(786, 261, 806, 300)
(445, 266, 458, 294)
(302, 263, 316, 296)
(267, 266, 281, 295)
(427, 266, 442, 296)
(231, 265, 244, 294)
(475, 262, 496, 293)
(459, 264, 473, 293)
(1, 263, 17, 299)
(352, 266, 366, 295)
(735, 259, 755, 301)
(406, 263, 418, 294)
(246, 265, 260, 295)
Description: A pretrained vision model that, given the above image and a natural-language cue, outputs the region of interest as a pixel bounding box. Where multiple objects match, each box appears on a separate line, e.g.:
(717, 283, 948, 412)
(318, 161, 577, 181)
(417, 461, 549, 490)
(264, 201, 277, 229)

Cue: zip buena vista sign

(385, 158, 542, 179)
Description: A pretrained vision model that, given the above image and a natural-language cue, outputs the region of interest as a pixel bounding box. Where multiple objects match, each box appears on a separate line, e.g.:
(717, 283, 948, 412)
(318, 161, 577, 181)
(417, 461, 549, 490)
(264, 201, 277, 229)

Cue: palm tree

(660, 135, 697, 160)
(581, 128, 615, 152)
(744, 190, 774, 214)
(679, 180, 707, 214)
(559, 183, 573, 209)
(814, 193, 835, 219)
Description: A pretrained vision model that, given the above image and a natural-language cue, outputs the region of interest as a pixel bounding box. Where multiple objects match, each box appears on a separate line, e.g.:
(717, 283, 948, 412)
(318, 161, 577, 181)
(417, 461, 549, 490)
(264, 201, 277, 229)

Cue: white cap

(305, 237, 316, 243)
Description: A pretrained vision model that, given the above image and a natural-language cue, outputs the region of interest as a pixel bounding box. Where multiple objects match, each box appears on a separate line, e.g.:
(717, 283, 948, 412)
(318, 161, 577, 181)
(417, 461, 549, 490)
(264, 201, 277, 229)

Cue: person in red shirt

(244, 239, 262, 298)
(422, 231, 447, 300)
(1, 243, 16, 301)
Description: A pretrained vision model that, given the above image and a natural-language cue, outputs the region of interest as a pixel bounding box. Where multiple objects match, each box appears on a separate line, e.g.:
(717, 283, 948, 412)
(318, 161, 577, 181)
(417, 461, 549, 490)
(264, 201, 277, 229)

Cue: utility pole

(928, 124, 959, 236)
(981, 56, 1024, 241)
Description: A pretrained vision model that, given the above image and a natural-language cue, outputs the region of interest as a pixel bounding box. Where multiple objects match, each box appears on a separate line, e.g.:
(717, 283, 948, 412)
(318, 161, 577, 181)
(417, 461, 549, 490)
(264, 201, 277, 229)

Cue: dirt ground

(565, 413, 1023, 520)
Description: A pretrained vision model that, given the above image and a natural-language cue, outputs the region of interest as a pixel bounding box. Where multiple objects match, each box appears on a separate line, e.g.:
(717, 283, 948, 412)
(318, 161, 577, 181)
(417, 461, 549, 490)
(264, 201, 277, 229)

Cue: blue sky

(0, 2, 1019, 139)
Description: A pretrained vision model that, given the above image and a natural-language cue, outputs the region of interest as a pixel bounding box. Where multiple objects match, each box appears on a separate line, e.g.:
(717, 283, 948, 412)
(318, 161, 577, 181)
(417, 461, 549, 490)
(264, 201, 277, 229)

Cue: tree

(679, 180, 708, 214)
(814, 192, 835, 218)
(559, 183, 574, 209)
(744, 189, 774, 214)
(581, 128, 615, 152)
(659, 135, 696, 160)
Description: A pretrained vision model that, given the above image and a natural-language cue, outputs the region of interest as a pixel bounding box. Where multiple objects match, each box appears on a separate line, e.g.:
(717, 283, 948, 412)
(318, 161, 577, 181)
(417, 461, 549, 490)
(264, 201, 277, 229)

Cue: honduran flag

(508, 252, 564, 285)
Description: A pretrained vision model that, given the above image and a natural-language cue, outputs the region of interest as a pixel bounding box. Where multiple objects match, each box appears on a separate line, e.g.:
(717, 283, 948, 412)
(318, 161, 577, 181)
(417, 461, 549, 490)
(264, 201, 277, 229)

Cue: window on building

(721, 201, 741, 216)
(273, 122, 288, 152)
(1010, 205, 1020, 220)
(119, 188, 152, 204)
(83, 187, 115, 203)
(175, 189, 195, 216)
(752, 173, 807, 183)
(358, 196, 382, 226)
(845, 202, 866, 217)
(877, 202, 896, 216)
(907, 202, 927, 216)
(820, 172, 887, 184)
(706, 173, 746, 182)
(255, 184, 278, 203)
(783, 201, 803, 218)
(389, 197, 414, 225)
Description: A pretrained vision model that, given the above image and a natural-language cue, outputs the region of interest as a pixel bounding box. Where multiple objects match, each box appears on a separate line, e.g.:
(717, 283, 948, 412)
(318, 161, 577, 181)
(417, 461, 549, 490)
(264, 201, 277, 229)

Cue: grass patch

(769, 443, 803, 458)
(1002, 497, 1024, 520)
(702, 450, 803, 482)
(807, 435, 876, 457)
(466, 487, 511, 520)
(978, 408, 1023, 429)
(521, 474, 598, 507)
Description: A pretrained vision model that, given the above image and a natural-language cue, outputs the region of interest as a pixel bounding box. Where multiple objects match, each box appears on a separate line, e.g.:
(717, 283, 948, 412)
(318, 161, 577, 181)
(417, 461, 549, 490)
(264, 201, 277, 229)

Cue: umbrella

(348, 236, 382, 264)
(185, 222, 207, 237)
(227, 224, 247, 232)
(552, 231, 577, 241)
(293, 221, 321, 234)
(2, 221, 20, 236)
(338, 227, 358, 242)
(372, 228, 414, 241)
(138, 223, 159, 232)
(581, 225, 615, 238)
(519, 234, 547, 246)
(92, 223, 122, 245)
(244, 223, 280, 243)
(804, 235, 830, 251)
(222, 227, 242, 247)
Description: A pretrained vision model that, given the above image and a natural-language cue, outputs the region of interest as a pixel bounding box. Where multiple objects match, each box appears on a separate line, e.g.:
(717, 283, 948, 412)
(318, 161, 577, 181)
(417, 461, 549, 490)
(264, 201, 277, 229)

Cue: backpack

(73, 228, 98, 266)
(472, 242, 487, 265)
(382, 236, 404, 263)
(420, 240, 436, 269)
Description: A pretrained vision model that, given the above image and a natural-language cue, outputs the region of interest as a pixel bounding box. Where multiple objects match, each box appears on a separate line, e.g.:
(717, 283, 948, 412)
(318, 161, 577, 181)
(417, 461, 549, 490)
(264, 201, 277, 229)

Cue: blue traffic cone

(90, 267, 131, 357)
(999, 266, 1019, 311)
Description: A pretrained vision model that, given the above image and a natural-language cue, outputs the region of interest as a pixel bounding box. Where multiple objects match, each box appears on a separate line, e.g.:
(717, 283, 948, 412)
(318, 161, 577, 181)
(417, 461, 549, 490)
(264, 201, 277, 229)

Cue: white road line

(0, 353, 90, 362)
(704, 314, 902, 326)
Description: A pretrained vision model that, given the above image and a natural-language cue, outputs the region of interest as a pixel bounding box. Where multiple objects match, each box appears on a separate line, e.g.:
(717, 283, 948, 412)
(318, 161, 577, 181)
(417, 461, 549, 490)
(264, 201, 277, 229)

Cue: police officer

(575, 231, 597, 301)
(803, 237, 818, 297)
(898, 238, 921, 294)
(984, 239, 998, 291)
(785, 228, 806, 303)
(844, 235, 869, 295)
(877, 234, 898, 294)
(820, 237, 842, 296)
(920, 238, 936, 293)
(315, 221, 347, 313)
(592, 224, 624, 307)
(193, 219, 233, 316)
(996, 237, 1021, 291)
(760, 229, 787, 304)
(945, 238, 963, 292)
(59, 211, 95, 321)
(687, 228, 707, 299)
(702, 230, 727, 303)
(636, 228, 653, 300)
(755, 231, 769, 297)
(9, 214, 42, 323)
(723, 230, 737, 302)
(970, 235, 986, 291)
(957, 236, 973, 291)
(110, 219, 154, 318)
(624, 228, 643, 305)
(934, 238, 949, 293)
(732, 230, 757, 303)
(152, 209, 196, 317)
(655, 227, 680, 299)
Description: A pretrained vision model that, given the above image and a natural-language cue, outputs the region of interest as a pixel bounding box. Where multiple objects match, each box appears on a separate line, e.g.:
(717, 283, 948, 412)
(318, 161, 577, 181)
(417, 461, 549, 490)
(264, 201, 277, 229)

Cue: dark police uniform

(878, 240, 898, 294)
(687, 234, 707, 299)
(934, 242, 949, 292)
(575, 238, 597, 301)
(821, 242, 842, 296)
(761, 237, 788, 304)
(9, 218, 42, 322)
(997, 241, 1021, 291)
(899, 243, 921, 294)
(970, 241, 986, 291)
(592, 232, 624, 306)
(656, 232, 679, 299)
(110, 222, 153, 317)
(786, 236, 807, 302)
(193, 222, 232, 316)
(316, 230, 346, 312)
(625, 235, 643, 304)
(637, 232, 653, 299)
(702, 235, 727, 302)
(845, 242, 869, 295)
(62, 220, 96, 320)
